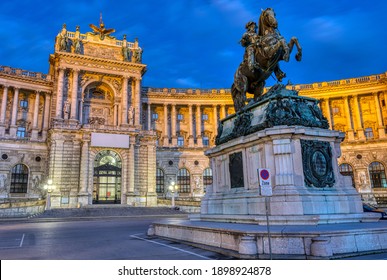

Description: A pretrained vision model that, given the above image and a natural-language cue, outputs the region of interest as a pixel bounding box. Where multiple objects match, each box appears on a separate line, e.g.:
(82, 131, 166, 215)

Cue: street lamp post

(44, 179, 55, 210)
(169, 181, 178, 209)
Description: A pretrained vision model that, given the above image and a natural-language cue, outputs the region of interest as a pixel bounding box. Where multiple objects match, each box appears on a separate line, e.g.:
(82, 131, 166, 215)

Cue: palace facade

(0, 23, 386, 208)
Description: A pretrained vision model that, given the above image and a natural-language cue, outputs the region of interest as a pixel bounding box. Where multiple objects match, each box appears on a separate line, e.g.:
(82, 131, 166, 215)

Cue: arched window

(10, 164, 29, 193)
(177, 168, 190, 193)
(156, 168, 165, 193)
(339, 163, 355, 188)
(369, 161, 387, 188)
(203, 168, 213, 192)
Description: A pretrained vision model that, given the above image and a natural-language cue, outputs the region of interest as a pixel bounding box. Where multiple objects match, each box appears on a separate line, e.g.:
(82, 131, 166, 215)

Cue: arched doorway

(93, 150, 122, 204)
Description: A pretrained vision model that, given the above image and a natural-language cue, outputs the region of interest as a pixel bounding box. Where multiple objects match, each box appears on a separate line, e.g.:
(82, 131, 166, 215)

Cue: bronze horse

(231, 8, 302, 112)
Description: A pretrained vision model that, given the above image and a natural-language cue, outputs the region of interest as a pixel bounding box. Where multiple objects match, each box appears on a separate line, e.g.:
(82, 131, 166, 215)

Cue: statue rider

(240, 21, 260, 72)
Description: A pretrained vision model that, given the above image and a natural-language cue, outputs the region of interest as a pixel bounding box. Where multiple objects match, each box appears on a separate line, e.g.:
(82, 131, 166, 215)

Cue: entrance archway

(93, 150, 122, 204)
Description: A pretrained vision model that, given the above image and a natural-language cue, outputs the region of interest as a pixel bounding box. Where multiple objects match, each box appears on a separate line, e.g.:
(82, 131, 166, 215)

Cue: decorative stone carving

(216, 85, 329, 144)
(301, 139, 335, 188)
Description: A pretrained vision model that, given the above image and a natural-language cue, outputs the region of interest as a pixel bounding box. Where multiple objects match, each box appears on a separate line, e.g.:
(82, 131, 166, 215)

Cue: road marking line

(130, 234, 212, 260)
(19, 234, 25, 247)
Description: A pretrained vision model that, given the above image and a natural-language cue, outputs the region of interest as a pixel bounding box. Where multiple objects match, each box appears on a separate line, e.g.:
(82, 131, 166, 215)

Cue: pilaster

(343, 95, 354, 141)
(163, 103, 169, 146)
(31, 91, 41, 140)
(9, 87, 20, 137)
(353, 95, 365, 140)
(70, 69, 79, 120)
(55, 67, 65, 119)
(196, 105, 202, 147)
(374, 92, 386, 139)
(188, 104, 194, 146)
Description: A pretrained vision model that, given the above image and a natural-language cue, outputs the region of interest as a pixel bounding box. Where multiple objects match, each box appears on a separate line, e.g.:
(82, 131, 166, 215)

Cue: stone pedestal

(201, 125, 368, 225)
(200, 85, 368, 225)
(150, 85, 387, 259)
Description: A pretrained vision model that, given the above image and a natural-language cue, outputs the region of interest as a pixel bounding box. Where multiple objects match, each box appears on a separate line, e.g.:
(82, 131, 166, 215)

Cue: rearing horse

(231, 8, 302, 112)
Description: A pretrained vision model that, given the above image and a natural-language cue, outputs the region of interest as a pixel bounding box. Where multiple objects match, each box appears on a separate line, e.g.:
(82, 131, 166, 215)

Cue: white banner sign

(91, 133, 130, 148)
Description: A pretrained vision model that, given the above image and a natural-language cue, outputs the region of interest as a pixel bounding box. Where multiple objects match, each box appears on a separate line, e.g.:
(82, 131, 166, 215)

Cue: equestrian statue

(231, 8, 302, 112)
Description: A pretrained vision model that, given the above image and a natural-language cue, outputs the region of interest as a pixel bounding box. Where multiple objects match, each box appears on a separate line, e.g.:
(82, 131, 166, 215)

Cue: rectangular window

(365, 127, 374, 139)
(202, 114, 208, 121)
(20, 100, 28, 109)
(156, 169, 165, 193)
(152, 113, 158, 120)
(177, 114, 183, 121)
(203, 136, 209, 146)
(177, 136, 184, 147)
(16, 127, 26, 138)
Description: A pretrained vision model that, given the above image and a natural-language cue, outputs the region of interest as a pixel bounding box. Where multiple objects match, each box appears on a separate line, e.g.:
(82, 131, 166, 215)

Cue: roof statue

(231, 8, 302, 112)
(89, 13, 115, 40)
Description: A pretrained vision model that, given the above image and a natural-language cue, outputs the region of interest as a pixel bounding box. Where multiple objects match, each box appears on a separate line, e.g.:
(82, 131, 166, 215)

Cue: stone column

(134, 77, 142, 127)
(78, 99, 84, 124)
(323, 98, 333, 130)
(163, 104, 169, 146)
(353, 95, 365, 140)
(31, 91, 40, 140)
(9, 87, 19, 137)
(213, 105, 218, 139)
(121, 76, 128, 125)
(147, 102, 152, 130)
(55, 68, 65, 118)
(374, 92, 386, 138)
(0, 85, 8, 136)
(145, 142, 157, 204)
(42, 93, 51, 139)
(78, 138, 90, 206)
(171, 104, 177, 145)
(343, 95, 354, 141)
(70, 69, 79, 120)
(188, 104, 194, 146)
(126, 135, 136, 205)
(0, 85, 8, 124)
(196, 105, 202, 146)
(112, 103, 116, 126)
(220, 105, 226, 119)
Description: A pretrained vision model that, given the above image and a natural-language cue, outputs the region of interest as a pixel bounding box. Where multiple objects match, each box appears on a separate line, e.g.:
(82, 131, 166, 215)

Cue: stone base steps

(33, 206, 186, 218)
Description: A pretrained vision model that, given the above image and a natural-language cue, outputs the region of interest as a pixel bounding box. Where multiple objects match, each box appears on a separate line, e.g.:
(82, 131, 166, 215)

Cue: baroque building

(0, 23, 386, 208)
(0, 22, 157, 208)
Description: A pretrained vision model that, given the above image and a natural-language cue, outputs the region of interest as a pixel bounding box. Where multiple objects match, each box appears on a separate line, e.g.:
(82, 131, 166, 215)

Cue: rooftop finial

(100, 12, 103, 26)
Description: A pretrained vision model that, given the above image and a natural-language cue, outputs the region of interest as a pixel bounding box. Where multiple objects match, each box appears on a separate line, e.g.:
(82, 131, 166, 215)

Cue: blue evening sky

(0, 0, 386, 89)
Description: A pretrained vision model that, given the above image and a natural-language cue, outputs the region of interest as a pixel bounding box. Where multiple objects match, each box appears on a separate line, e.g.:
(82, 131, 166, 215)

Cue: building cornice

(53, 52, 146, 77)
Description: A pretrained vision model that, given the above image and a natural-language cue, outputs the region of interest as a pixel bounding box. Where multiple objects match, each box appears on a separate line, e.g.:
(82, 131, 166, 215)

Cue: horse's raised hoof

(296, 52, 302, 61)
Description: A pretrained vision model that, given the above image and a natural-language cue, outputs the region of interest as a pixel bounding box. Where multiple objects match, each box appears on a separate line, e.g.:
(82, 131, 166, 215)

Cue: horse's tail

(231, 83, 246, 112)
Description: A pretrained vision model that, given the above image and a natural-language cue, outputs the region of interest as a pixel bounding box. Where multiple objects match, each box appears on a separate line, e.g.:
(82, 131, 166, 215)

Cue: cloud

(307, 17, 344, 42)
(175, 77, 201, 88)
